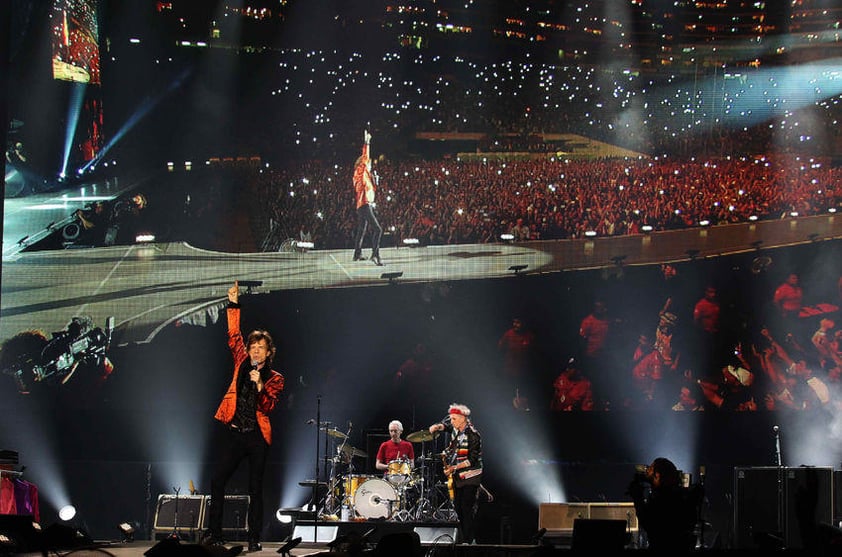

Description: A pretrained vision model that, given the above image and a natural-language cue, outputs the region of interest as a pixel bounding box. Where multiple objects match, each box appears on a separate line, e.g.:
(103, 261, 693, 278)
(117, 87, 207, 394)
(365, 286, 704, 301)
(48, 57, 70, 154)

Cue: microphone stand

(169, 486, 180, 540)
(774, 426, 784, 546)
(314, 395, 321, 543)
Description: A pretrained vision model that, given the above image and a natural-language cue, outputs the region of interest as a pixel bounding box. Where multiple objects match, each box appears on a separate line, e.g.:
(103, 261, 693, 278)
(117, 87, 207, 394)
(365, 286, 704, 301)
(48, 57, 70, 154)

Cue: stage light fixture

(610, 255, 627, 266)
(808, 233, 820, 242)
(275, 508, 296, 524)
(829, 208, 837, 214)
(499, 233, 515, 241)
(402, 237, 420, 246)
(295, 241, 314, 251)
(686, 249, 700, 260)
(641, 225, 653, 233)
(584, 230, 597, 237)
(118, 522, 135, 542)
(58, 505, 77, 522)
(508, 264, 528, 274)
(381, 271, 403, 283)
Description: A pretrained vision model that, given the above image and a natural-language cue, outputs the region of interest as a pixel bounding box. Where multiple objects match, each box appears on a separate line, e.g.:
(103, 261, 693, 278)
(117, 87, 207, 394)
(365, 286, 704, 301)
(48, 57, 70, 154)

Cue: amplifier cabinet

(589, 502, 638, 531)
(201, 495, 250, 533)
(539, 502, 637, 533)
(152, 494, 205, 534)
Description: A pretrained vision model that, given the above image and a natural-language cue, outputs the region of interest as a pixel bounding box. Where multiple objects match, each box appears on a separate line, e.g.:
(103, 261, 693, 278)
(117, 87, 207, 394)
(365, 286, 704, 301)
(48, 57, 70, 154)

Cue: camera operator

(627, 457, 698, 552)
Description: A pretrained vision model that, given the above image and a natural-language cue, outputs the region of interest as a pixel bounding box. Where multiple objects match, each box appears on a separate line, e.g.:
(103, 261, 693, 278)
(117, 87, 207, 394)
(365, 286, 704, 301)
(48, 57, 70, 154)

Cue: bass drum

(353, 478, 397, 520)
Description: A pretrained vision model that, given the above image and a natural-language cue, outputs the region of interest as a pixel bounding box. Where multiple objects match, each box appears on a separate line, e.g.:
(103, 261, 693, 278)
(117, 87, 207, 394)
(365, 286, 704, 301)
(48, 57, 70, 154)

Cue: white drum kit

(313, 424, 457, 522)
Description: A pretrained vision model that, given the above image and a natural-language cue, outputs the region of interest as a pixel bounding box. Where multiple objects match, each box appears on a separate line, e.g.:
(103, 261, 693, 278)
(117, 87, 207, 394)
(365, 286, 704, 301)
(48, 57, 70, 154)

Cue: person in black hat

(627, 457, 699, 552)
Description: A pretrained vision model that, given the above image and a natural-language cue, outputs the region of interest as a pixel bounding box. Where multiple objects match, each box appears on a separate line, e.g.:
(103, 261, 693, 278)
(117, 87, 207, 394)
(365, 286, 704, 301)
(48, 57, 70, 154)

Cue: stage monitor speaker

(201, 495, 249, 533)
(734, 466, 833, 550)
(570, 518, 628, 553)
(0, 514, 41, 553)
(153, 494, 205, 534)
(375, 531, 421, 556)
(292, 524, 338, 543)
(538, 502, 588, 531)
(42, 523, 94, 551)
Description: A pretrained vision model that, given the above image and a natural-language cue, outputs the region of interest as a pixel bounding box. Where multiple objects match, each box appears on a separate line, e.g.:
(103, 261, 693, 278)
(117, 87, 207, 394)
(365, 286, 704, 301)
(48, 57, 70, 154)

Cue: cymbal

(406, 429, 439, 443)
(340, 444, 367, 458)
(323, 427, 347, 439)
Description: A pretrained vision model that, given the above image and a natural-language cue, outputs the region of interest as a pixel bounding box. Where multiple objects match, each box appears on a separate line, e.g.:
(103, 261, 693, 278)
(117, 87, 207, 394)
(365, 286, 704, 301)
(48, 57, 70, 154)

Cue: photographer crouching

(627, 457, 700, 553)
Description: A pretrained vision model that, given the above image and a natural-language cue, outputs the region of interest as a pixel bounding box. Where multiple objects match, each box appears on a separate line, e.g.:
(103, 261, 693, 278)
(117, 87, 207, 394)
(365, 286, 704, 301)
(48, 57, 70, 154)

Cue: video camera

(3, 316, 115, 394)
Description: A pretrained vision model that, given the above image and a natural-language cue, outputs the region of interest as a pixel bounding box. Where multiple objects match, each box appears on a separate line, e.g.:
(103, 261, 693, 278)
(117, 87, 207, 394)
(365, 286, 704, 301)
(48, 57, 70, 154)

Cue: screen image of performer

(375, 420, 415, 480)
(204, 281, 285, 552)
(352, 129, 384, 266)
(429, 403, 483, 544)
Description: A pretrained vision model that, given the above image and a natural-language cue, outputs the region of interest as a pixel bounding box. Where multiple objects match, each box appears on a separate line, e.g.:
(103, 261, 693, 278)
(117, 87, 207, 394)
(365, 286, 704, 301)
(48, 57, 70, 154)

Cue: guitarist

(429, 403, 483, 544)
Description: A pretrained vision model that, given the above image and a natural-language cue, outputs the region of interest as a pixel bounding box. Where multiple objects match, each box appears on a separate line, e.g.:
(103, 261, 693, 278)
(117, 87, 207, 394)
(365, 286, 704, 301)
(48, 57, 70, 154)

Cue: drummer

(375, 420, 415, 480)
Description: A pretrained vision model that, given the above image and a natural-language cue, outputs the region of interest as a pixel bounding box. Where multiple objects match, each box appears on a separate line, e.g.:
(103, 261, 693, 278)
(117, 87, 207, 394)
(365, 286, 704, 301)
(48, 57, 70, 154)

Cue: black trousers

(453, 483, 479, 544)
(353, 204, 382, 256)
(209, 427, 268, 541)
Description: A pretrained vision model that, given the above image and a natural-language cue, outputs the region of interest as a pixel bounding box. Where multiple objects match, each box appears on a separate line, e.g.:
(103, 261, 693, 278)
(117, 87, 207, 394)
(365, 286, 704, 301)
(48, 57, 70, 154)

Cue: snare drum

(385, 459, 411, 485)
(343, 474, 375, 500)
(353, 478, 397, 520)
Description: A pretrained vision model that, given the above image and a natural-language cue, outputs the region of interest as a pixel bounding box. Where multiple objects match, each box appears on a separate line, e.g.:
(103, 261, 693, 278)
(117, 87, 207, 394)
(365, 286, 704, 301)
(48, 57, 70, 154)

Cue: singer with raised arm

(203, 280, 285, 552)
(352, 129, 384, 266)
(429, 403, 483, 544)
(375, 420, 415, 480)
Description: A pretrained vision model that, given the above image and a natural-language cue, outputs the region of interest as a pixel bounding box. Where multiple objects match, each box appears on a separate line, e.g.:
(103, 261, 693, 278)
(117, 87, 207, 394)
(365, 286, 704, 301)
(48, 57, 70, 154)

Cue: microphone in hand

(248, 359, 261, 390)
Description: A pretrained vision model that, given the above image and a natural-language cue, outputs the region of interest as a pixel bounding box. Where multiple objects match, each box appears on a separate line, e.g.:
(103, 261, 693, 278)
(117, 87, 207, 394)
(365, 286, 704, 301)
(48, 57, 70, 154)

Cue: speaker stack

(733, 466, 833, 549)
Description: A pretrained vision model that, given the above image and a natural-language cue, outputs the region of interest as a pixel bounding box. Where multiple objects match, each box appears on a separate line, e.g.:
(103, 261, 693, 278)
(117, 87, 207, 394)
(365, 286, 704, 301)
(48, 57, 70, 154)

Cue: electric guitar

(441, 447, 455, 501)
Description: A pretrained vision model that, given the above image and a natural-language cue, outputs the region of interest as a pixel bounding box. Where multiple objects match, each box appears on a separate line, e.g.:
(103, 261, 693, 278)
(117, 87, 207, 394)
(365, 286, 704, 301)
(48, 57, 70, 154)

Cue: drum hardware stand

(411, 446, 435, 521)
(391, 483, 414, 522)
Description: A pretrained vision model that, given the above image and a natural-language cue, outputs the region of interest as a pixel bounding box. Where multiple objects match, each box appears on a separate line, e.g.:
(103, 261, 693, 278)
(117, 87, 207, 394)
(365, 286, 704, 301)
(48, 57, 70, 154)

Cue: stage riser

(293, 520, 457, 544)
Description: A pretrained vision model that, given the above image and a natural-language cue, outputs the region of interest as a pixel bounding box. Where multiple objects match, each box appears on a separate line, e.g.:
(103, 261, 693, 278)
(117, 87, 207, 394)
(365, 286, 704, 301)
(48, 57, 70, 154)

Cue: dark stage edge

(13, 541, 832, 557)
(11, 520, 834, 556)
